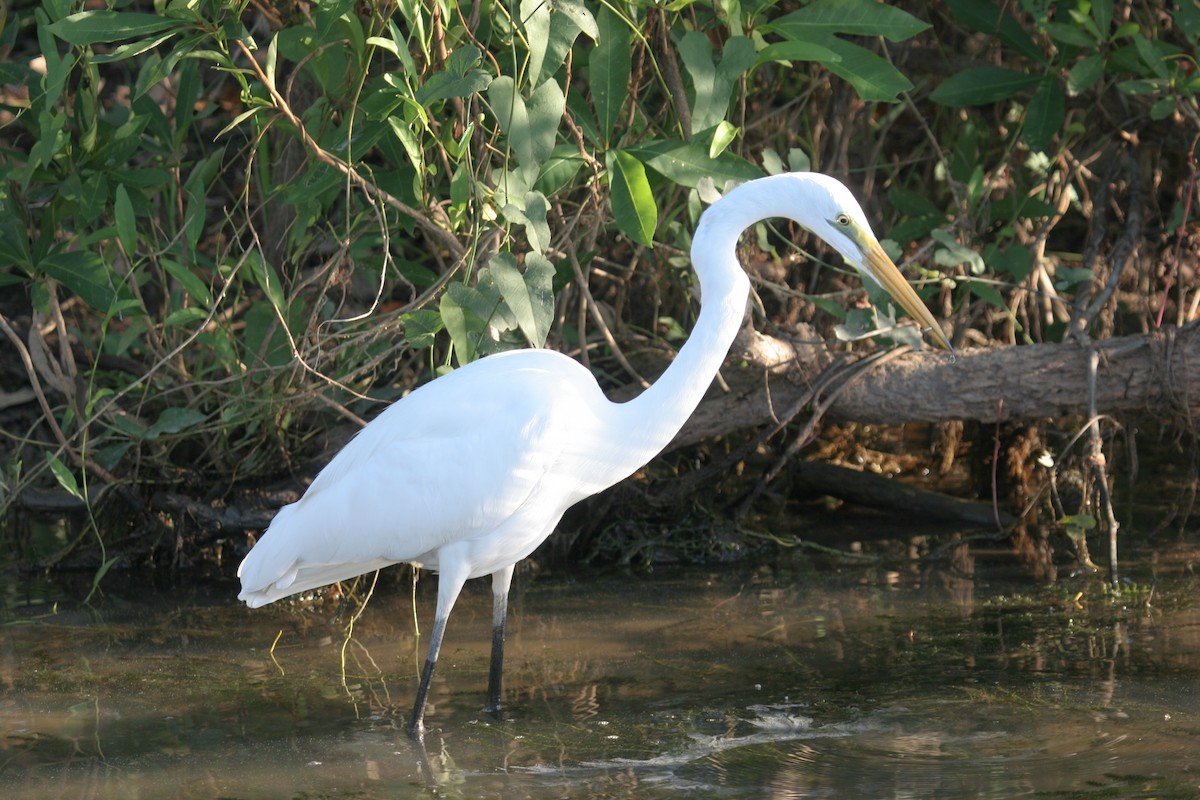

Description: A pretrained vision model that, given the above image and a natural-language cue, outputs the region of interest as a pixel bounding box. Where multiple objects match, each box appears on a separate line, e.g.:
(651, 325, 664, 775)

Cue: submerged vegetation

(0, 0, 1198, 575)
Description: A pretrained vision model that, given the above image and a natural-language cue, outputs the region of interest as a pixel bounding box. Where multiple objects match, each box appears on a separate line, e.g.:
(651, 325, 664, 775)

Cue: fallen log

(648, 322, 1196, 448)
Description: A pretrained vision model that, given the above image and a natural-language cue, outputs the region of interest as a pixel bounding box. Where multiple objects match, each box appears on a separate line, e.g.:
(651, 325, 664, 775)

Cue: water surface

(2, 543, 1198, 798)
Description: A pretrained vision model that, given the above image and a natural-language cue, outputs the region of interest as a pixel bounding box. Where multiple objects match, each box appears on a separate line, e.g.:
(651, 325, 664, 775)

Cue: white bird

(237, 172, 951, 735)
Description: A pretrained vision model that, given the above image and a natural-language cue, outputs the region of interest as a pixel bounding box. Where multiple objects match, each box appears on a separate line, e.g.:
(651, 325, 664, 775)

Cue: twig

(1086, 348, 1121, 586)
(233, 39, 465, 262)
(734, 347, 908, 517)
(1071, 150, 1142, 341)
(992, 398, 1003, 531)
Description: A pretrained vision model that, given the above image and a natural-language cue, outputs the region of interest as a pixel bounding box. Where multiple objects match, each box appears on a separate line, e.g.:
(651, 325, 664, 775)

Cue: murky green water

(2, 540, 1198, 798)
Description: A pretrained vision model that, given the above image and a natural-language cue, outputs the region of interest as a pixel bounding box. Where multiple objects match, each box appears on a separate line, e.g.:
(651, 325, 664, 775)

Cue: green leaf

(502, 191, 552, 254)
(91, 31, 180, 63)
(965, 278, 1008, 310)
(757, 39, 841, 65)
(606, 150, 657, 247)
(147, 407, 207, 438)
(626, 140, 762, 188)
(47, 11, 182, 45)
(678, 33, 757, 132)
(589, 4, 632, 146)
(440, 281, 502, 365)
(942, 0, 1045, 63)
(813, 35, 914, 102)
(521, 0, 552, 90)
(540, 0, 598, 86)
(492, 252, 555, 348)
(710, 121, 739, 158)
(536, 145, 586, 196)
(525, 79, 566, 165)
(1042, 22, 1096, 48)
(45, 451, 82, 500)
(931, 229, 985, 274)
(161, 257, 213, 308)
(414, 44, 491, 105)
(767, 0, 931, 41)
(489, 77, 531, 166)
(1023, 78, 1064, 152)
(39, 251, 128, 312)
(402, 308, 443, 349)
(1150, 96, 1176, 121)
(113, 184, 136, 255)
(1092, 0, 1113, 37)
(1067, 54, 1105, 95)
(930, 67, 1040, 106)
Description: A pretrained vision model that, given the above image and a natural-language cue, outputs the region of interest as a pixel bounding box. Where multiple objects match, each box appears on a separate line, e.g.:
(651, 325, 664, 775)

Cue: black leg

(407, 565, 469, 738)
(484, 566, 515, 716)
(407, 613, 447, 738)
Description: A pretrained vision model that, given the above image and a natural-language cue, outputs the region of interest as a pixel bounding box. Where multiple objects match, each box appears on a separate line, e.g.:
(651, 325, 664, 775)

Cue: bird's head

(782, 173, 953, 352)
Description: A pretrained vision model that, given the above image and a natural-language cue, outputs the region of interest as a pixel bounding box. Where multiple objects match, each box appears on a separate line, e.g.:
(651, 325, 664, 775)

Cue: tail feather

(238, 558, 398, 608)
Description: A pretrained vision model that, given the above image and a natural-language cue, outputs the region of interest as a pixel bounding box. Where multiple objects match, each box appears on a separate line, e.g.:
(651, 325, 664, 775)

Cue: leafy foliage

(0, 0, 1196, 564)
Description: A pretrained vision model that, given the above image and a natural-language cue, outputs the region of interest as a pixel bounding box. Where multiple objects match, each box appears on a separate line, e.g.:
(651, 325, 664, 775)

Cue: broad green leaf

(1067, 54, 1105, 95)
(757, 39, 841, 65)
(678, 34, 757, 132)
(560, 0, 599, 40)
(1092, 0, 1113, 37)
(1023, 77, 1064, 152)
(441, 281, 502, 364)
(520, 0, 552, 90)
(710, 121, 739, 158)
(242, 299, 302, 368)
(767, 0, 930, 42)
(930, 67, 1040, 106)
(402, 308, 443, 349)
(502, 191, 552, 254)
(988, 245, 1032, 281)
(540, 0, 598, 86)
(626, 140, 762, 188)
(164, 307, 210, 328)
(161, 257, 213, 307)
(45, 451, 82, 500)
(536, 145, 586, 196)
(965, 277, 1008, 310)
(942, 0, 1045, 63)
(113, 183, 136, 255)
(525, 79, 566, 165)
(492, 252, 554, 348)
(39, 251, 127, 312)
(91, 31, 180, 63)
(1150, 96, 1176, 121)
(47, 11, 182, 45)
(439, 293, 474, 364)
(489, 77, 531, 165)
(931, 229, 985, 275)
(888, 185, 942, 218)
(813, 35, 914, 102)
(607, 150, 657, 247)
(0, 215, 32, 268)
(147, 407, 207, 438)
(415, 45, 490, 104)
(590, 4, 632, 146)
(1042, 22, 1096, 48)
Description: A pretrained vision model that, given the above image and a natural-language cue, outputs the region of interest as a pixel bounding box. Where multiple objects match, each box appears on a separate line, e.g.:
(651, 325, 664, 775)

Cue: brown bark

(621, 322, 1198, 450)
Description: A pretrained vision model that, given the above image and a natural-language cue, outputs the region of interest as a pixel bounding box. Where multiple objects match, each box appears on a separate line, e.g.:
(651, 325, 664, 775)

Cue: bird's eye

(835, 214, 851, 226)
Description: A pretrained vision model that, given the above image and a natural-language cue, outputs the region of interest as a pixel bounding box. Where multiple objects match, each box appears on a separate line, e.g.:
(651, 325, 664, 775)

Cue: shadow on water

(1, 532, 1199, 798)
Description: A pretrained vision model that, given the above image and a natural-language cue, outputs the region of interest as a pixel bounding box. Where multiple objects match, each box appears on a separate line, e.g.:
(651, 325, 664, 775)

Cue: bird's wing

(237, 350, 604, 604)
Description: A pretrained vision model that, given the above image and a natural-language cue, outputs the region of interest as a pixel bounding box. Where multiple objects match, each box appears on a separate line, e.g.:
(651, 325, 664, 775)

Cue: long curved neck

(613, 176, 803, 468)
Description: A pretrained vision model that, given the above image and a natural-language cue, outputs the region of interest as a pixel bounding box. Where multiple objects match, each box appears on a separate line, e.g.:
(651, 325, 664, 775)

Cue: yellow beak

(861, 240, 953, 351)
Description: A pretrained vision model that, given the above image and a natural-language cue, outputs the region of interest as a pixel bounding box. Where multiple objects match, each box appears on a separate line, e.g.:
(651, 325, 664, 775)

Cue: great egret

(237, 172, 951, 735)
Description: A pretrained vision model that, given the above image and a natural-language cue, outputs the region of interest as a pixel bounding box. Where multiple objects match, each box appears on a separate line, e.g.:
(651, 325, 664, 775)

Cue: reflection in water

(0, 544, 1198, 798)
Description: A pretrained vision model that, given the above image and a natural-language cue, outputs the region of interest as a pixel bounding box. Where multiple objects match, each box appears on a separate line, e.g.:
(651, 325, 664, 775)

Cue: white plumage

(237, 172, 950, 736)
